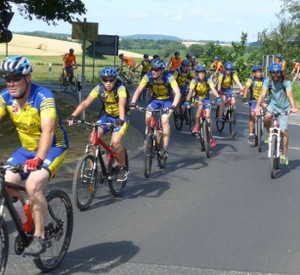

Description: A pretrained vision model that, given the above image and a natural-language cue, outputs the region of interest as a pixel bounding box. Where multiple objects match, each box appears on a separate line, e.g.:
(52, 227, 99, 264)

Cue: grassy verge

(292, 82, 300, 108)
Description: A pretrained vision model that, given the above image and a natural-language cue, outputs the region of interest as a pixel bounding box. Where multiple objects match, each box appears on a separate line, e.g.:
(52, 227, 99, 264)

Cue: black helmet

(174, 51, 180, 56)
(143, 53, 149, 58)
(118, 53, 124, 58)
(69, 48, 74, 54)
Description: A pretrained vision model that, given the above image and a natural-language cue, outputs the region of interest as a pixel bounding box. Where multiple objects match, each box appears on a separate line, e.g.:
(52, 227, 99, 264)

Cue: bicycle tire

(34, 189, 73, 272)
(72, 153, 99, 211)
(229, 109, 237, 137)
(59, 75, 67, 91)
(144, 133, 154, 178)
(173, 108, 183, 130)
(198, 126, 205, 151)
(108, 148, 128, 197)
(257, 116, 262, 152)
(188, 107, 195, 134)
(157, 135, 167, 169)
(270, 135, 278, 179)
(203, 120, 210, 158)
(0, 220, 8, 275)
(69, 75, 77, 92)
(215, 105, 225, 132)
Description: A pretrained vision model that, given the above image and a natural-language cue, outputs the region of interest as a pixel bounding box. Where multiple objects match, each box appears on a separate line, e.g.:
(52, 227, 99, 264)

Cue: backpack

(98, 79, 130, 116)
(267, 77, 286, 96)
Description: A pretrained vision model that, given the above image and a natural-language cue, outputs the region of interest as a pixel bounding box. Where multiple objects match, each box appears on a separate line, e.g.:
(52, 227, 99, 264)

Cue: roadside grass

(292, 82, 300, 107)
(0, 88, 110, 164)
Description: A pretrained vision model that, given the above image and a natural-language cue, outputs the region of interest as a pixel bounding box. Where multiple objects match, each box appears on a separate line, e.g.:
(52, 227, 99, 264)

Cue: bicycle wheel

(108, 148, 128, 197)
(72, 153, 99, 211)
(144, 133, 154, 178)
(173, 108, 183, 130)
(198, 126, 205, 152)
(157, 136, 167, 169)
(69, 75, 77, 92)
(257, 116, 262, 152)
(0, 220, 8, 275)
(34, 189, 73, 273)
(188, 107, 195, 134)
(203, 120, 210, 158)
(229, 109, 237, 137)
(59, 75, 67, 91)
(270, 135, 278, 179)
(215, 105, 225, 132)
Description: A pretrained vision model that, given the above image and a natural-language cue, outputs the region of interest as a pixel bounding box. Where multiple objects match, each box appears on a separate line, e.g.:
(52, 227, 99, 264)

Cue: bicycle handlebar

(73, 120, 118, 128)
(131, 106, 170, 113)
(0, 164, 24, 174)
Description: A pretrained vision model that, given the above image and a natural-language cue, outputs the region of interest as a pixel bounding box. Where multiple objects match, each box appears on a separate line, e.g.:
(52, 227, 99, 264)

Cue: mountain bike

(59, 67, 77, 92)
(116, 67, 132, 85)
(215, 92, 237, 137)
(72, 120, 129, 211)
(173, 98, 194, 133)
(0, 164, 73, 274)
(254, 105, 265, 152)
(268, 111, 289, 179)
(134, 107, 167, 178)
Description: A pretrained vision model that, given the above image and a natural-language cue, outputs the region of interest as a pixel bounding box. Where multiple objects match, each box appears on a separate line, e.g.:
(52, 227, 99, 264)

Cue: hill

(122, 34, 181, 41)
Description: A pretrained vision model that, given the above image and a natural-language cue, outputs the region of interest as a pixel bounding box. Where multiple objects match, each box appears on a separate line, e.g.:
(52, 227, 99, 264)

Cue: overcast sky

(8, 0, 283, 42)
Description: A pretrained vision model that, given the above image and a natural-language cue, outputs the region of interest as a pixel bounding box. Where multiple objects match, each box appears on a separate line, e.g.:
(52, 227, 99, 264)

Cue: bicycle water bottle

(12, 197, 27, 224)
(23, 200, 33, 233)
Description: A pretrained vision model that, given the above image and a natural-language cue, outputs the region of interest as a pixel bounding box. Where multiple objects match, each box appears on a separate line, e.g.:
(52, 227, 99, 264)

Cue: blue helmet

(181, 59, 190, 66)
(269, 63, 282, 72)
(293, 58, 298, 62)
(276, 53, 282, 59)
(0, 56, 33, 76)
(150, 58, 165, 70)
(214, 56, 220, 60)
(195, 65, 207, 72)
(252, 65, 262, 72)
(100, 67, 117, 78)
(69, 48, 74, 54)
(186, 53, 192, 58)
(224, 62, 234, 70)
(174, 51, 180, 56)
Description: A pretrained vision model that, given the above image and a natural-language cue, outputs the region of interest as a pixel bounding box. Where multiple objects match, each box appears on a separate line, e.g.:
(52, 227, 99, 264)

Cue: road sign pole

(80, 18, 87, 120)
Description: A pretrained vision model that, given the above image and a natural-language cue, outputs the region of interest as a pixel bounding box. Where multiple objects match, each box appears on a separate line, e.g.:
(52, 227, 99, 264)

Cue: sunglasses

(151, 68, 161, 72)
(5, 75, 23, 83)
(102, 78, 115, 83)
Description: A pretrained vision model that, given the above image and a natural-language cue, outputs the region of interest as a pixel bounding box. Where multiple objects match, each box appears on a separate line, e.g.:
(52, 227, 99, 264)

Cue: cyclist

(185, 65, 222, 147)
(274, 53, 286, 72)
(167, 51, 182, 73)
(135, 53, 151, 79)
(173, 59, 194, 101)
(208, 56, 224, 78)
(243, 65, 268, 144)
(0, 56, 69, 256)
(130, 59, 181, 158)
(62, 48, 77, 79)
(67, 67, 129, 181)
(217, 61, 244, 120)
(254, 63, 298, 165)
(118, 53, 137, 82)
(291, 58, 300, 80)
(186, 53, 197, 70)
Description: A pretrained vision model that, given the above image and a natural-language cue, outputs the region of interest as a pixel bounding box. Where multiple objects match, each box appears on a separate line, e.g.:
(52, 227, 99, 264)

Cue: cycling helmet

(143, 53, 149, 58)
(214, 56, 220, 60)
(181, 59, 190, 66)
(186, 53, 192, 58)
(224, 62, 234, 70)
(100, 67, 117, 78)
(69, 48, 74, 54)
(0, 56, 33, 76)
(150, 58, 165, 70)
(276, 53, 282, 59)
(293, 58, 298, 62)
(252, 65, 262, 72)
(174, 51, 180, 56)
(118, 53, 124, 58)
(195, 65, 207, 72)
(269, 63, 282, 72)
(153, 54, 160, 59)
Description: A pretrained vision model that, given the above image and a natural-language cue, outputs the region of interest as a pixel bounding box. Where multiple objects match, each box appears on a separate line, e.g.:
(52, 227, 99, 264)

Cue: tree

(0, 0, 86, 25)
(281, 0, 300, 23)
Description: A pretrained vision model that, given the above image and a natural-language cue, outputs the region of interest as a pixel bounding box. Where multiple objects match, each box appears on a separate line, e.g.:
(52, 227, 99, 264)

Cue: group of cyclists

(0, 50, 298, 260)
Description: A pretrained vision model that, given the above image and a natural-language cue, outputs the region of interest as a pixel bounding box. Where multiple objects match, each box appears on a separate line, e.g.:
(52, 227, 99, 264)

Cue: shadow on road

(53, 241, 139, 274)
(275, 158, 300, 178)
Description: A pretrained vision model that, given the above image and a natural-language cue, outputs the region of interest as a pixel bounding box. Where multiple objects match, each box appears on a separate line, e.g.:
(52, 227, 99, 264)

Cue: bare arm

(254, 87, 268, 115)
(118, 96, 126, 121)
(172, 85, 181, 107)
(68, 95, 95, 124)
(131, 84, 145, 104)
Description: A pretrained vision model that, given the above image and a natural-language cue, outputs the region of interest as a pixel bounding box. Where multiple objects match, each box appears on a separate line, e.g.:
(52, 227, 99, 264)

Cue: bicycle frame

(268, 112, 282, 159)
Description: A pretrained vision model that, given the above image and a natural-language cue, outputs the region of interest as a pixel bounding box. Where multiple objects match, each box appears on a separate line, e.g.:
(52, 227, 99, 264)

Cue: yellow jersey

(218, 72, 239, 89)
(189, 77, 215, 99)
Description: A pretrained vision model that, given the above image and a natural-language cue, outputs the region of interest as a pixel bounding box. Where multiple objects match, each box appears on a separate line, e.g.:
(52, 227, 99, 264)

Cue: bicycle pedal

(22, 253, 37, 260)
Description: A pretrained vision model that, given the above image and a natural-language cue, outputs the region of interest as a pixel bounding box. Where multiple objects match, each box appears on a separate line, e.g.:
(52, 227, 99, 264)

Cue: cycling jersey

(139, 71, 179, 100)
(275, 58, 286, 71)
(122, 56, 136, 68)
(140, 59, 151, 73)
(0, 84, 69, 152)
(218, 72, 239, 89)
(293, 62, 300, 72)
(189, 77, 215, 99)
(169, 56, 182, 73)
(89, 81, 127, 117)
(212, 61, 224, 72)
(63, 53, 76, 68)
(173, 67, 193, 87)
(245, 77, 265, 100)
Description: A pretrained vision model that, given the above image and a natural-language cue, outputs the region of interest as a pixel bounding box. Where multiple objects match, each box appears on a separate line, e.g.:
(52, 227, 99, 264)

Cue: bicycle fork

(268, 128, 281, 158)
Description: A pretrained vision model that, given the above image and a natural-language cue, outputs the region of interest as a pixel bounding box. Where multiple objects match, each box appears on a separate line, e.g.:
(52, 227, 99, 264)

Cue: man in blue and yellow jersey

(217, 61, 244, 119)
(243, 65, 267, 145)
(135, 53, 151, 79)
(67, 67, 129, 181)
(130, 59, 181, 158)
(0, 56, 69, 256)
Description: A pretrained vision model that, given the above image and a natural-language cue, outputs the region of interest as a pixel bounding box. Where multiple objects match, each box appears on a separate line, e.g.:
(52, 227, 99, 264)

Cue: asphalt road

(3, 82, 300, 274)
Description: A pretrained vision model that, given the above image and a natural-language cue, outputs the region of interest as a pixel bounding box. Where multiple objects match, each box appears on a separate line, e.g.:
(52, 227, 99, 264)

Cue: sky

(7, 0, 283, 42)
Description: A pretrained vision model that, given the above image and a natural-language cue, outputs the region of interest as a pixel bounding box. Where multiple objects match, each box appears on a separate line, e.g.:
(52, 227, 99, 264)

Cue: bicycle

(254, 105, 265, 152)
(59, 67, 77, 92)
(215, 92, 238, 137)
(268, 111, 289, 179)
(116, 67, 132, 85)
(0, 164, 73, 274)
(173, 98, 194, 134)
(134, 107, 167, 178)
(72, 120, 129, 211)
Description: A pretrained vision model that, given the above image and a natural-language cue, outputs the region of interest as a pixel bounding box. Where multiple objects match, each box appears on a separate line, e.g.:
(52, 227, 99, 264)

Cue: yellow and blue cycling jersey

(218, 72, 239, 89)
(173, 67, 194, 87)
(0, 84, 68, 152)
(140, 59, 151, 73)
(89, 81, 127, 118)
(245, 77, 265, 100)
(189, 77, 215, 99)
(139, 71, 179, 100)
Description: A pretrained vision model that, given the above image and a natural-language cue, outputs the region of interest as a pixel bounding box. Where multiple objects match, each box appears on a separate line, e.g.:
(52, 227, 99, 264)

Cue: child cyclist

(67, 67, 129, 182)
(217, 61, 244, 120)
(185, 65, 222, 147)
(243, 65, 267, 145)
